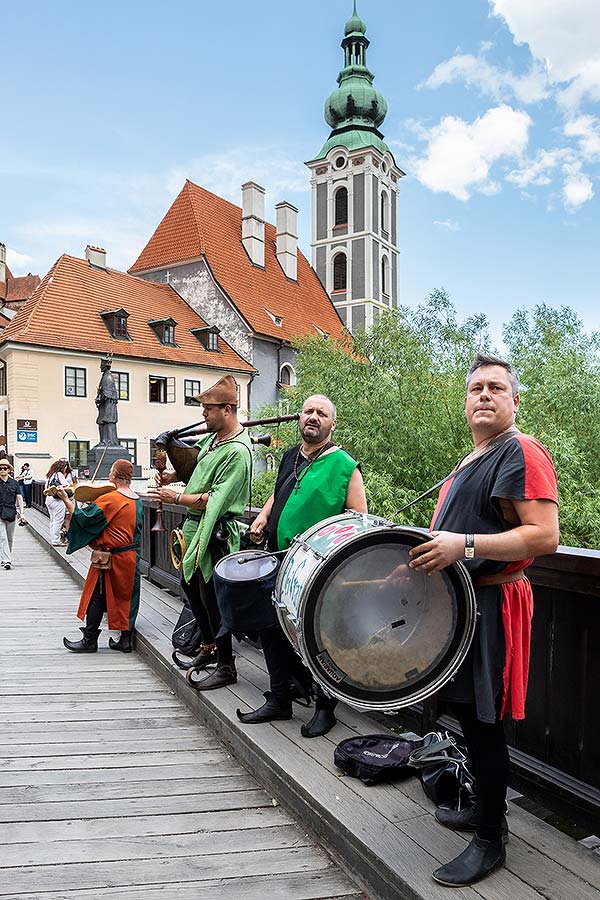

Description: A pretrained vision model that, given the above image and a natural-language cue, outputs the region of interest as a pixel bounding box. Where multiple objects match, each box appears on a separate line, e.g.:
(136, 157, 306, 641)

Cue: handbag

(90, 542, 139, 571)
(90, 549, 112, 570)
(408, 731, 475, 807)
(334, 734, 422, 786)
(172, 599, 204, 655)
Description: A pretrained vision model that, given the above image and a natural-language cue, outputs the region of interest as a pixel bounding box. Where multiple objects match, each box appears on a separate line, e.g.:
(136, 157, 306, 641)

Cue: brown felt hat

(195, 375, 238, 405)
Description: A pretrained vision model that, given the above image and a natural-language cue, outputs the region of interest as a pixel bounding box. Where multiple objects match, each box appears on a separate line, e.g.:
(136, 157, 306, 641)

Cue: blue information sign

(17, 430, 38, 443)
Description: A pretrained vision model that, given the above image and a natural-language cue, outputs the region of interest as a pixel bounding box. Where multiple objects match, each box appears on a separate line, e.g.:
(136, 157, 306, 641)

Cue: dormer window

(100, 308, 130, 341)
(191, 325, 220, 352)
(148, 317, 177, 346)
(265, 309, 283, 327)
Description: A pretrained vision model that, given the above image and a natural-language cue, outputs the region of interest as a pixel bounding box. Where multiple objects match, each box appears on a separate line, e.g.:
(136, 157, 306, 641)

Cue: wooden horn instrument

(155, 413, 299, 484)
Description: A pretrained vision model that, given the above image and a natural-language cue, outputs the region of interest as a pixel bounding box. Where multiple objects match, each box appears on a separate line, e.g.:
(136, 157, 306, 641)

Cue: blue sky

(3, 0, 600, 340)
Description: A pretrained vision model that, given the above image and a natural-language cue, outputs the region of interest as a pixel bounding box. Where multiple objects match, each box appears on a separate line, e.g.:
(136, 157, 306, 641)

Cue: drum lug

(295, 538, 326, 561)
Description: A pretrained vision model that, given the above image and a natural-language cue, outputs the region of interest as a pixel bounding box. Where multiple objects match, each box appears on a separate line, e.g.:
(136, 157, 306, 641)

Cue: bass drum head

(300, 529, 476, 710)
(214, 550, 279, 583)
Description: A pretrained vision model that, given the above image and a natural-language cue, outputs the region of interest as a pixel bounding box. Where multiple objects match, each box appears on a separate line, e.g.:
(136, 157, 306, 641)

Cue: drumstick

(338, 578, 389, 586)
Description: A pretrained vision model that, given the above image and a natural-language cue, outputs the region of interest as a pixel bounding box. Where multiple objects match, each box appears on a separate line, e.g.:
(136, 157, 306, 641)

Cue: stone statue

(95, 355, 119, 446)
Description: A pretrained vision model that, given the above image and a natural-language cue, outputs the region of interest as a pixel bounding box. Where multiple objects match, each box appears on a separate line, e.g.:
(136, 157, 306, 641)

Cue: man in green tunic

(238, 394, 367, 736)
(152, 375, 252, 691)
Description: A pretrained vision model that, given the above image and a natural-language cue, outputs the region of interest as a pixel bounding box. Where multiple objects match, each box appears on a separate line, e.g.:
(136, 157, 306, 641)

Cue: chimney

(85, 245, 107, 270)
(241, 182, 265, 267)
(0, 243, 6, 285)
(275, 202, 298, 281)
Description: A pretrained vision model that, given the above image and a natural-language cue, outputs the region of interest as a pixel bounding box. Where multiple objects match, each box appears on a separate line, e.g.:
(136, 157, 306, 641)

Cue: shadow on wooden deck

(25, 509, 600, 900)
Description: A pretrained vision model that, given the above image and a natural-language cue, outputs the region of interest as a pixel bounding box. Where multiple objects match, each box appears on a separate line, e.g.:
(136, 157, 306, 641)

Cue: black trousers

(450, 700, 510, 842)
(84, 576, 106, 635)
(182, 570, 232, 664)
(260, 623, 312, 700)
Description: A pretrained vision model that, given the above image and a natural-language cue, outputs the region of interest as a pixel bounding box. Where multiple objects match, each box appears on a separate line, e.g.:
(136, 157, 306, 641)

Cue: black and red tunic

(431, 433, 558, 723)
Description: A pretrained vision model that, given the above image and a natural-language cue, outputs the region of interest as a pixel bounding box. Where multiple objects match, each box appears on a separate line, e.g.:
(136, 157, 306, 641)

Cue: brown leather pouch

(90, 549, 112, 570)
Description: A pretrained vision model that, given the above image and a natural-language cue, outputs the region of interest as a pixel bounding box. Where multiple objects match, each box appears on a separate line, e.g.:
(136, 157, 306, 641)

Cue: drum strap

(394, 431, 519, 517)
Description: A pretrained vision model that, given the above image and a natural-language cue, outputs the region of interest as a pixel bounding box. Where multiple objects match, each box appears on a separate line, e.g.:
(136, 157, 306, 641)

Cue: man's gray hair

(304, 394, 337, 418)
(466, 353, 520, 397)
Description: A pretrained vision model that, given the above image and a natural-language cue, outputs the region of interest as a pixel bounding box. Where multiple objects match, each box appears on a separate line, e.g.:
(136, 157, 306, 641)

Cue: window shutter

(167, 377, 176, 403)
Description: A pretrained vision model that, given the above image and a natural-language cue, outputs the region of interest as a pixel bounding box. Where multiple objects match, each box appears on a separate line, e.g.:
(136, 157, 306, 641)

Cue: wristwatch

(464, 533, 475, 559)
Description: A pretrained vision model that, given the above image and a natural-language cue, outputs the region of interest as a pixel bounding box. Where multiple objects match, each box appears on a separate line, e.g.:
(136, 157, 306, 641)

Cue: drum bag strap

(394, 431, 519, 517)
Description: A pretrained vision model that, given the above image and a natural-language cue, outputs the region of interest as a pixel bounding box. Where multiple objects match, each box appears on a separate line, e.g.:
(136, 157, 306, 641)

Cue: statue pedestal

(86, 445, 142, 480)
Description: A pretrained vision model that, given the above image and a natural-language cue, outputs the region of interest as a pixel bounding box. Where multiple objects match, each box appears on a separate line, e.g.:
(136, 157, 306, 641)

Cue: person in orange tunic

(59, 459, 143, 653)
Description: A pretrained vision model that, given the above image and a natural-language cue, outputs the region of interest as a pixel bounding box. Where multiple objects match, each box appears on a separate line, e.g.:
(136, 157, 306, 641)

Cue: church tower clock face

(306, 2, 405, 334)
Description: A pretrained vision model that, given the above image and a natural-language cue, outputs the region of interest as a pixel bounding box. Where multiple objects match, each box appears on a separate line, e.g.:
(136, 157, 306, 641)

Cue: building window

(112, 371, 130, 400)
(191, 326, 220, 352)
(100, 308, 130, 340)
(148, 317, 177, 346)
(279, 363, 297, 386)
(0, 365, 6, 396)
(333, 253, 347, 291)
(65, 366, 86, 397)
(149, 375, 175, 403)
(381, 255, 390, 297)
(184, 379, 201, 406)
(334, 155, 346, 170)
(381, 191, 389, 236)
(68, 440, 89, 468)
(334, 187, 348, 226)
(120, 438, 137, 464)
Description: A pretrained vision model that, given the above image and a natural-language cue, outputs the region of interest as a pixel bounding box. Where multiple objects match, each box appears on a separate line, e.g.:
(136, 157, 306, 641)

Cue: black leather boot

(435, 802, 509, 843)
(109, 630, 133, 653)
(63, 627, 100, 653)
(432, 836, 506, 886)
(301, 687, 337, 738)
(236, 691, 293, 723)
(187, 658, 237, 690)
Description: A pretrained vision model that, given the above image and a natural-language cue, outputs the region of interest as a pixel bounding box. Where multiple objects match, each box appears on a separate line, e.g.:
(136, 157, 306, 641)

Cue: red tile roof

(0, 254, 254, 372)
(129, 180, 345, 344)
(1, 265, 41, 304)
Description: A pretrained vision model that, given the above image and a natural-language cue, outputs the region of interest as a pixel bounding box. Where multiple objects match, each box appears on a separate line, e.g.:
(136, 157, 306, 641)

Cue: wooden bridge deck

(10, 510, 600, 900)
(0, 524, 363, 900)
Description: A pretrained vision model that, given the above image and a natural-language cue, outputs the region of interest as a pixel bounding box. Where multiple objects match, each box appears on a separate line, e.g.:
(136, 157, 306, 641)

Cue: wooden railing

(31, 482, 600, 821)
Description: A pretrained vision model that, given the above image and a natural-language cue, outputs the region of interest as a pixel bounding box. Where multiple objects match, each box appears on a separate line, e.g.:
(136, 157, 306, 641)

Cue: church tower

(306, 2, 404, 332)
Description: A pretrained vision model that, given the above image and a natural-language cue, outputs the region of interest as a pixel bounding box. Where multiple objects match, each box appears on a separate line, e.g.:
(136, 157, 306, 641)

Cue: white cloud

(423, 51, 549, 104)
(563, 114, 600, 161)
(433, 219, 460, 231)
(17, 218, 149, 273)
(5, 248, 33, 275)
(491, 0, 600, 110)
(507, 148, 571, 187)
(167, 147, 308, 207)
(412, 105, 531, 200)
(562, 162, 594, 210)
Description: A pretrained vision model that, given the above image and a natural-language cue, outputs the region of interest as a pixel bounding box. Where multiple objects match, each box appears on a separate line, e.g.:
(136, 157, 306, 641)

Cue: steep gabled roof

(129, 180, 345, 344)
(0, 254, 254, 372)
(1, 265, 41, 304)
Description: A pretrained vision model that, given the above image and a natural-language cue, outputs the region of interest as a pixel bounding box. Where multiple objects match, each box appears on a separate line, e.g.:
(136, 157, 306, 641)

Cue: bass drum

(274, 512, 477, 712)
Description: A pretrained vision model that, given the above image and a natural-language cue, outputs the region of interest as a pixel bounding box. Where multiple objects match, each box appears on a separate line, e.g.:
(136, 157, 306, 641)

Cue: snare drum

(214, 550, 280, 637)
(274, 512, 476, 712)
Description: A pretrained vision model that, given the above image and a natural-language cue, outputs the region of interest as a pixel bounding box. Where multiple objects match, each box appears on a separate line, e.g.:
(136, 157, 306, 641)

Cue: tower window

(381, 255, 390, 297)
(334, 156, 346, 170)
(381, 191, 389, 235)
(333, 253, 347, 291)
(334, 187, 348, 226)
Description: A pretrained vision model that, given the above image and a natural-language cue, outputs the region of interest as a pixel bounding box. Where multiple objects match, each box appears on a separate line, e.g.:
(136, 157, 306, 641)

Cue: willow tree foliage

(252, 291, 600, 549)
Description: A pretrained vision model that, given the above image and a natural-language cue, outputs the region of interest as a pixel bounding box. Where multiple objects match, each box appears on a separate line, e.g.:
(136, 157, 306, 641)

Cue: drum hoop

(276, 524, 477, 712)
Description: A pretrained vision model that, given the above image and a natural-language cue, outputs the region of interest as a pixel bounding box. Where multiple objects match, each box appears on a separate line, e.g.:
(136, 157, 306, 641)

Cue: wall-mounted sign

(17, 419, 38, 430)
(17, 431, 37, 443)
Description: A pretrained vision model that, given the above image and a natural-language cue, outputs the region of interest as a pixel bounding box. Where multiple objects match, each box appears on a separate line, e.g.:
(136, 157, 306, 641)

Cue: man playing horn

(237, 394, 367, 737)
(408, 354, 559, 887)
(151, 375, 252, 691)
